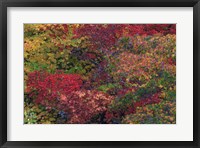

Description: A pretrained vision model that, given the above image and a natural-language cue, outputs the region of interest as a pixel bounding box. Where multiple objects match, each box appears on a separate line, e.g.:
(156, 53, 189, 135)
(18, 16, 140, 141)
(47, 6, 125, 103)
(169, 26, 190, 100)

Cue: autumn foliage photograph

(24, 24, 176, 124)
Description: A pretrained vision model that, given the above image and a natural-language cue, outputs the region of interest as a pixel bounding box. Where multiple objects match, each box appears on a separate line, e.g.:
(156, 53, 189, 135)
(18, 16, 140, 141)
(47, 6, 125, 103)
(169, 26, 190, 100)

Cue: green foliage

(24, 96, 58, 124)
(122, 100, 176, 124)
(98, 83, 117, 93)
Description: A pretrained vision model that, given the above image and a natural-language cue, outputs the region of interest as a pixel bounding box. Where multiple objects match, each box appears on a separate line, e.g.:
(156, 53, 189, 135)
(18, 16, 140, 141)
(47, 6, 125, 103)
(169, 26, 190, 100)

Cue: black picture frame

(0, 0, 199, 147)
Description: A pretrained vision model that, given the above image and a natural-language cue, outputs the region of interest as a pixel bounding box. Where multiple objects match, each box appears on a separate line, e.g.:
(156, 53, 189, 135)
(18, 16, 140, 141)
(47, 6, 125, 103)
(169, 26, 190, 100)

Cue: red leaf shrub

(73, 24, 124, 49)
(125, 24, 176, 36)
(26, 71, 83, 104)
(105, 92, 161, 123)
(26, 71, 114, 123)
(60, 90, 114, 123)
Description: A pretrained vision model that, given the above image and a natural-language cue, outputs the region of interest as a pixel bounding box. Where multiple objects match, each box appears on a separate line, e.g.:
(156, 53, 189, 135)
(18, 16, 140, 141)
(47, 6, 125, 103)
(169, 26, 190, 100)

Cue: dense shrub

(24, 24, 176, 124)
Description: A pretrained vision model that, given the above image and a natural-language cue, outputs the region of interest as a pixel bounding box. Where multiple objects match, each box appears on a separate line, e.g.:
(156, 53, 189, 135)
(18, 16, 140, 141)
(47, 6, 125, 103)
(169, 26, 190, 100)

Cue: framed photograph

(0, 0, 199, 147)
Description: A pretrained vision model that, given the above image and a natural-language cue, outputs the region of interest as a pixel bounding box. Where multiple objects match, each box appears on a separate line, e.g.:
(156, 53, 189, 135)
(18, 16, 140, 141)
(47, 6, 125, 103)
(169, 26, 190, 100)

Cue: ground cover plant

(24, 24, 176, 124)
